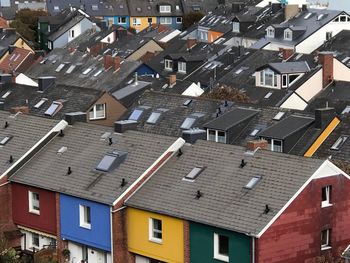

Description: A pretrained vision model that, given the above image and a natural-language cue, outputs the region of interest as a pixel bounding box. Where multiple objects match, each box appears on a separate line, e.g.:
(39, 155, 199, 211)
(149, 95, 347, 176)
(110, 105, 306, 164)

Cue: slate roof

(0, 110, 59, 175)
(259, 115, 315, 140)
(0, 28, 20, 59)
(25, 48, 140, 91)
(126, 140, 324, 236)
(0, 82, 103, 120)
(0, 48, 34, 73)
(128, 0, 183, 17)
(264, 61, 310, 74)
(9, 124, 176, 205)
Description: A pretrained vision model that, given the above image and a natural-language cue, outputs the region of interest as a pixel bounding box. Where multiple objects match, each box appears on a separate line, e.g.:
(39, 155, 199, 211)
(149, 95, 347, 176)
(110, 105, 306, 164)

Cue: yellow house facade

(129, 17, 156, 32)
(127, 207, 185, 263)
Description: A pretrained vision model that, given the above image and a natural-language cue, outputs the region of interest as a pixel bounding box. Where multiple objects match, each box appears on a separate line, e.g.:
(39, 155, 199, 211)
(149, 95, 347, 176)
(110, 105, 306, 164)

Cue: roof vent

(195, 190, 202, 199)
(67, 166, 72, 175)
(4, 121, 8, 128)
(240, 159, 247, 168)
(57, 146, 68, 155)
(264, 204, 270, 214)
(59, 129, 64, 137)
(244, 176, 261, 189)
(9, 155, 13, 163)
(120, 178, 127, 187)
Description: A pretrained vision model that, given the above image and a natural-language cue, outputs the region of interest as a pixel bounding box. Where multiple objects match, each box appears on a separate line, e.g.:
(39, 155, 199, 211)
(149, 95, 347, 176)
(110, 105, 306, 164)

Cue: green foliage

(9, 8, 47, 46)
(182, 12, 204, 29)
(0, 235, 19, 263)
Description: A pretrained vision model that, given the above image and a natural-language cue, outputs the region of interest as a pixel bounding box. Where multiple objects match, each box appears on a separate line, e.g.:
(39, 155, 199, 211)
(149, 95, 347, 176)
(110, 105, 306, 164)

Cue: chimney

(182, 129, 206, 144)
(314, 108, 336, 129)
(231, 2, 243, 13)
(284, 4, 299, 20)
(0, 74, 12, 84)
(187, 38, 197, 50)
(8, 45, 15, 54)
(271, 3, 282, 13)
(279, 48, 294, 60)
(318, 52, 334, 88)
(104, 55, 113, 70)
(38, 76, 56, 91)
(113, 56, 121, 72)
(302, 4, 308, 11)
(114, 120, 138, 133)
(116, 28, 127, 38)
(10, 106, 29, 114)
(169, 74, 176, 86)
(246, 139, 268, 151)
(65, 112, 87, 125)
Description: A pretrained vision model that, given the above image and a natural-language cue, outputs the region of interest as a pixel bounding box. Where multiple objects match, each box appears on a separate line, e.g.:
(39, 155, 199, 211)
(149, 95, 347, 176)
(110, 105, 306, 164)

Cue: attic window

(183, 99, 192, 106)
(181, 117, 196, 130)
(330, 136, 348, 151)
(244, 176, 261, 189)
(146, 109, 168, 124)
(129, 108, 144, 121)
(159, 5, 171, 13)
(304, 12, 312, 19)
(183, 166, 205, 182)
(44, 102, 61, 116)
(34, 98, 48, 109)
(96, 151, 127, 172)
(0, 135, 12, 145)
(250, 129, 260, 137)
(55, 63, 65, 72)
(83, 68, 93, 75)
(341, 106, 350, 114)
(273, 112, 285, 121)
(264, 91, 273, 99)
(2, 91, 11, 99)
(91, 4, 98, 10)
(66, 65, 76, 74)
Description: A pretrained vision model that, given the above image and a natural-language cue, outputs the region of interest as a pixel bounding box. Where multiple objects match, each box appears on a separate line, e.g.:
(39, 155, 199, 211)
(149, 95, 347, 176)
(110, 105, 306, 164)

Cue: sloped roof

(126, 140, 324, 236)
(0, 48, 33, 73)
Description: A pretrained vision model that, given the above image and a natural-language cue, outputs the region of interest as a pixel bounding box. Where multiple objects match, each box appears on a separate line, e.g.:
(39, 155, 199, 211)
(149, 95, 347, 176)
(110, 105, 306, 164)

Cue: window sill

(321, 203, 333, 208)
(80, 224, 91, 230)
(321, 246, 332, 251)
(149, 238, 162, 244)
(214, 255, 229, 262)
(29, 210, 40, 215)
(89, 117, 106, 121)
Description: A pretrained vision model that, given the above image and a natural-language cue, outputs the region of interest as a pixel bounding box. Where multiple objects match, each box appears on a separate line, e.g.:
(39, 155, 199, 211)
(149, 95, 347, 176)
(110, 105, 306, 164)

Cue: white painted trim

(213, 233, 229, 262)
(17, 225, 56, 239)
(148, 218, 162, 244)
(113, 138, 185, 206)
(256, 160, 349, 238)
(0, 120, 68, 180)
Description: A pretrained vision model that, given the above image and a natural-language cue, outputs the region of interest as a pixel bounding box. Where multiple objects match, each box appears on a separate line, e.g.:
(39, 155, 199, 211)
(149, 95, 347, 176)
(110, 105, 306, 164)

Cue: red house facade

(256, 168, 350, 262)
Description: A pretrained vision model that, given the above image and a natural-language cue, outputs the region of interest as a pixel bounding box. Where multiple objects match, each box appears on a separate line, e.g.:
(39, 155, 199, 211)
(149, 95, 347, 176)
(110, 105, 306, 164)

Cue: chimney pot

(38, 76, 56, 91)
(318, 52, 334, 88)
(314, 108, 336, 129)
(187, 38, 197, 50)
(279, 48, 294, 60)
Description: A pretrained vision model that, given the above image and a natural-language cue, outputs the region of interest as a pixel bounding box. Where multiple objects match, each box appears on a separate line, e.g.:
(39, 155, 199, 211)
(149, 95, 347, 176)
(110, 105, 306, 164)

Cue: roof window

(181, 117, 196, 129)
(0, 135, 12, 146)
(183, 99, 192, 106)
(146, 109, 168, 124)
(66, 65, 76, 74)
(44, 101, 61, 116)
(304, 12, 312, 19)
(250, 129, 260, 137)
(83, 68, 93, 75)
(93, 69, 103, 77)
(273, 112, 285, 121)
(342, 106, 350, 115)
(244, 176, 261, 189)
(55, 63, 65, 72)
(330, 135, 348, 151)
(34, 98, 48, 109)
(129, 108, 144, 121)
(2, 91, 11, 99)
(96, 150, 127, 172)
(91, 4, 98, 10)
(183, 166, 205, 182)
(264, 91, 273, 99)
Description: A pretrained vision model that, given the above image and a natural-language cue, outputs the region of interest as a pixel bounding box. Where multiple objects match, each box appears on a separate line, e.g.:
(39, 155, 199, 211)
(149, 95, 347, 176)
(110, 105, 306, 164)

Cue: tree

(202, 85, 251, 103)
(0, 235, 19, 263)
(182, 11, 204, 29)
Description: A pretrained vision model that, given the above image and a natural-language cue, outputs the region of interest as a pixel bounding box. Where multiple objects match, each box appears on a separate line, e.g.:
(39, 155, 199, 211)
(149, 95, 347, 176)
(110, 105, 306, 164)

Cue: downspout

(110, 206, 113, 263)
(252, 237, 255, 263)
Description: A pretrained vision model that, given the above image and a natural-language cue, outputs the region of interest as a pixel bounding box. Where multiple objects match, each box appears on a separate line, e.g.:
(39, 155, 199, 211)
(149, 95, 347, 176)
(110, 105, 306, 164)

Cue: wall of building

(129, 17, 156, 32)
(127, 207, 185, 263)
(156, 16, 182, 30)
(60, 194, 111, 252)
(103, 16, 130, 28)
(68, 241, 112, 263)
(333, 59, 350, 82)
(257, 174, 350, 262)
(295, 68, 323, 102)
(19, 228, 56, 251)
(86, 93, 127, 126)
(280, 92, 308, 110)
(12, 183, 57, 235)
(190, 221, 252, 263)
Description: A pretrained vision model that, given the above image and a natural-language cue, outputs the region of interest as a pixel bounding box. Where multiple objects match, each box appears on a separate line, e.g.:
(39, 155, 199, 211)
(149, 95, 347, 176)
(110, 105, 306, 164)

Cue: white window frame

(164, 59, 173, 71)
(271, 139, 283, 152)
(89, 103, 106, 120)
(321, 229, 331, 250)
(284, 29, 292, 41)
(79, 205, 91, 229)
(213, 233, 229, 262)
(28, 191, 40, 215)
(118, 16, 126, 24)
(321, 185, 332, 208)
(31, 233, 40, 248)
(199, 30, 208, 41)
(282, 74, 288, 88)
(288, 73, 303, 87)
(178, 61, 186, 73)
(176, 17, 182, 24)
(207, 129, 226, 143)
(132, 18, 141, 26)
(160, 17, 172, 25)
(232, 22, 240, 33)
(159, 5, 171, 13)
(48, 41, 52, 50)
(149, 218, 162, 243)
(260, 69, 278, 88)
(266, 27, 275, 38)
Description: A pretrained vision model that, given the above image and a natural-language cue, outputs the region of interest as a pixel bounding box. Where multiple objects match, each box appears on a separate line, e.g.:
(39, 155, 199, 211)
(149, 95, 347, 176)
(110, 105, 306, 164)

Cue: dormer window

(159, 5, 171, 13)
(232, 22, 240, 33)
(178, 61, 186, 74)
(284, 29, 292, 41)
(266, 27, 275, 38)
(259, 69, 277, 88)
(164, 59, 173, 71)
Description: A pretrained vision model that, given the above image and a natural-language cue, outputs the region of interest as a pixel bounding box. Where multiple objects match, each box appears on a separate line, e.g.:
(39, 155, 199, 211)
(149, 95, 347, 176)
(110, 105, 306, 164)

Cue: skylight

(342, 106, 350, 114)
(66, 65, 76, 74)
(83, 68, 93, 75)
(34, 98, 48, 109)
(181, 117, 196, 129)
(317, 14, 325, 21)
(273, 112, 285, 121)
(93, 69, 103, 77)
(91, 4, 98, 10)
(183, 99, 192, 106)
(250, 129, 260, 137)
(129, 109, 143, 121)
(264, 91, 273, 99)
(342, 57, 350, 64)
(330, 136, 348, 150)
(146, 112, 161, 124)
(244, 176, 261, 189)
(183, 166, 205, 181)
(304, 12, 312, 19)
(44, 102, 61, 116)
(96, 151, 127, 172)
(2, 91, 11, 99)
(0, 135, 12, 146)
(55, 63, 65, 72)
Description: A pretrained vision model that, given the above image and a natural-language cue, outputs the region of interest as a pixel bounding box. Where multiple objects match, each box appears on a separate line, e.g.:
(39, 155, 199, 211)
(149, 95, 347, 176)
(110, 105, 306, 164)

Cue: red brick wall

(257, 175, 350, 263)
(183, 220, 190, 263)
(0, 178, 16, 235)
(319, 53, 334, 88)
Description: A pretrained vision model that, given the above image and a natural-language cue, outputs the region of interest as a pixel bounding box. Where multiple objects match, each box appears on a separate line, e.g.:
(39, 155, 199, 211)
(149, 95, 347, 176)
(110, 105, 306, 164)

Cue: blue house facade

(103, 16, 130, 28)
(157, 16, 183, 30)
(60, 194, 112, 263)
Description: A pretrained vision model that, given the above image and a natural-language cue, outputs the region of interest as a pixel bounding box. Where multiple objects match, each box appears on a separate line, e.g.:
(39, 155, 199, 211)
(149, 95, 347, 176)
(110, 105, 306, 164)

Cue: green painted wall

(38, 22, 49, 50)
(190, 222, 251, 263)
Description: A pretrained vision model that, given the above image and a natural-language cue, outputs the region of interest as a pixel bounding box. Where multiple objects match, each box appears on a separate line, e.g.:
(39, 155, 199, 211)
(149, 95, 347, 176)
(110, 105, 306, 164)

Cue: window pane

(208, 130, 216, 141)
(322, 187, 327, 201)
(321, 229, 329, 246)
(129, 109, 143, 121)
(32, 233, 39, 247)
(85, 206, 91, 224)
(89, 108, 94, 119)
(95, 104, 105, 118)
(181, 117, 196, 129)
(265, 70, 273, 86)
(217, 131, 226, 143)
(218, 235, 229, 256)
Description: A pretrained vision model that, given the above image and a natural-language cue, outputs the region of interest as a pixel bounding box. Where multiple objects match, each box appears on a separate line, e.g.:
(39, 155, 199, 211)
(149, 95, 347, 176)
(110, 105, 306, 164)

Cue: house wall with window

(129, 17, 156, 32)
(86, 93, 127, 126)
(190, 222, 251, 263)
(12, 183, 57, 235)
(127, 207, 185, 263)
(207, 30, 224, 43)
(60, 194, 111, 252)
(156, 16, 182, 30)
(103, 16, 130, 28)
(256, 174, 350, 262)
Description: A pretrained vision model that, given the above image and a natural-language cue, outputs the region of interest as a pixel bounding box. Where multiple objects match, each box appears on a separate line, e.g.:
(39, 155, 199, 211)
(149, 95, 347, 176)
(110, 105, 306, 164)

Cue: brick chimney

(104, 55, 113, 70)
(10, 106, 29, 114)
(284, 4, 299, 20)
(318, 52, 334, 88)
(279, 48, 294, 60)
(314, 107, 336, 129)
(187, 38, 197, 50)
(169, 74, 176, 86)
(247, 139, 268, 151)
(113, 56, 121, 72)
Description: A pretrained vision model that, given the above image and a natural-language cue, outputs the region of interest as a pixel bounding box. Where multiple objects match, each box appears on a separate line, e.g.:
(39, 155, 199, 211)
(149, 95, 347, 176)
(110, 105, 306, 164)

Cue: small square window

(32, 233, 39, 248)
(89, 103, 106, 120)
(321, 229, 331, 249)
(79, 205, 91, 229)
(214, 233, 229, 262)
(176, 17, 182, 24)
(149, 218, 162, 243)
(29, 191, 40, 214)
(321, 185, 332, 207)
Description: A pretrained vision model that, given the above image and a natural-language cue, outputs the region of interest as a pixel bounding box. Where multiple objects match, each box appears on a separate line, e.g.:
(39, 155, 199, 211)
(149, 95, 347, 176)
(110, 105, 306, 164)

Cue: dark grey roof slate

(126, 140, 324, 235)
(267, 61, 310, 74)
